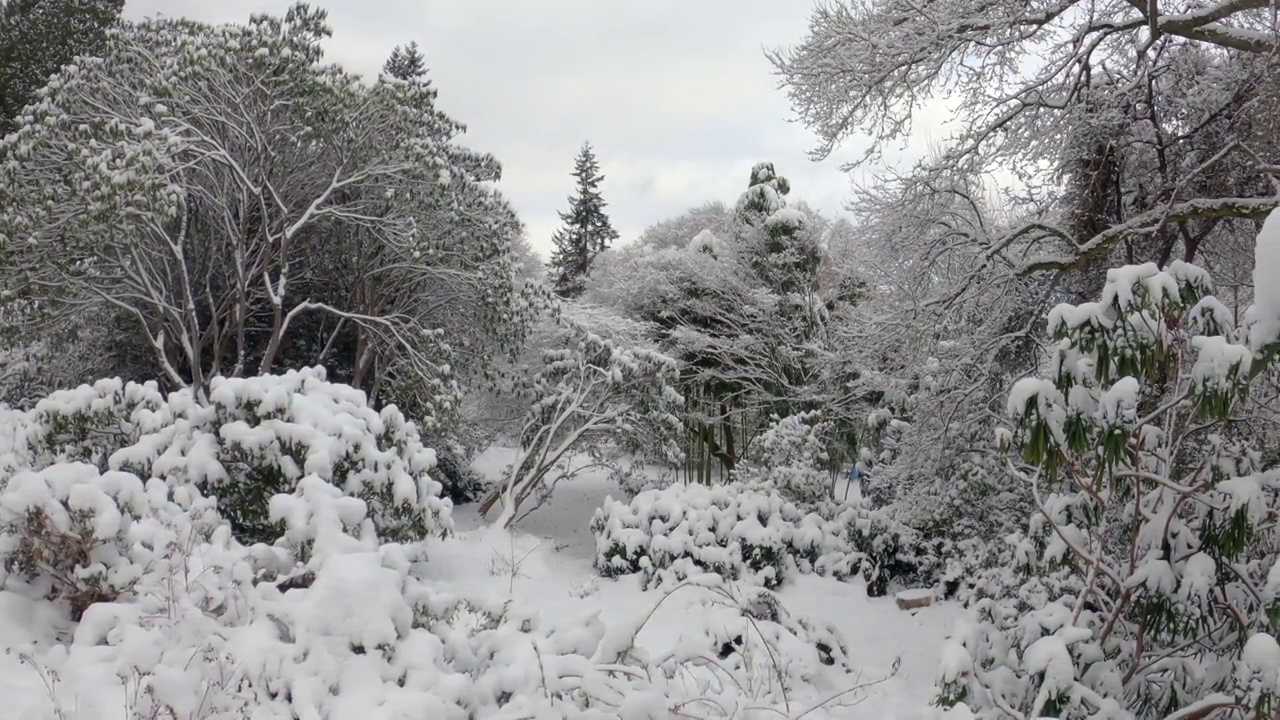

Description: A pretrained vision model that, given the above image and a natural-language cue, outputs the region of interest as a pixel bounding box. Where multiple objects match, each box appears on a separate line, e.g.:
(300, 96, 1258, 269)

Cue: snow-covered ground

(455, 446, 969, 719)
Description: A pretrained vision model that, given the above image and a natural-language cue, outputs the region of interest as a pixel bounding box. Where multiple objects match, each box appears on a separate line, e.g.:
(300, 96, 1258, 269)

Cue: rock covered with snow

(894, 588, 934, 610)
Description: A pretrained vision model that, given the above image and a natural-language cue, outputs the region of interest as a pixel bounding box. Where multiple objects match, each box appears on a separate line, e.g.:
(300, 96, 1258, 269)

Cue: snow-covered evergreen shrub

(3, 368, 452, 546)
(737, 411, 833, 506)
(426, 439, 489, 505)
(591, 483, 825, 589)
(840, 504, 931, 596)
(0, 458, 865, 718)
(0, 462, 222, 620)
(611, 462, 675, 499)
(936, 256, 1280, 719)
(591, 480, 930, 595)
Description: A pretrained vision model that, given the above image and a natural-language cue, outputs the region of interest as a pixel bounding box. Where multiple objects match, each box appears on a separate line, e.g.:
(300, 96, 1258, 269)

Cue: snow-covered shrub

(591, 479, 931, 596)
(936, 255, 1280, 718)
(610, 462, 676, 499)
(0, 462, 222, 620)
(423, 438, 489, 505)
(591, 482, 846, 589)
(840, 504, 931, 596)
(13, 377, 167, 470)
(481, 315, 684, 527)
(737, 411, 833, 506)
(4, 368, 452, 546)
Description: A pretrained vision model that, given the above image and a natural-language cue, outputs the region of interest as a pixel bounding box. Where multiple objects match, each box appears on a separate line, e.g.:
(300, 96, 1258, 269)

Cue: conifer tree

(548, 142, 619, 298)
(0, 0, 124, 136)
(383, 41, 428, 82)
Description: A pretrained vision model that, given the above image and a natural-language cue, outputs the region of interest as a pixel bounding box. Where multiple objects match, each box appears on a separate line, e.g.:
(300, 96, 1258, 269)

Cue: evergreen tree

(383, 41, 428, 82)
(0, 0, 124, 136)
(548, 142, 619, 298)
(734, 162, 821, 295)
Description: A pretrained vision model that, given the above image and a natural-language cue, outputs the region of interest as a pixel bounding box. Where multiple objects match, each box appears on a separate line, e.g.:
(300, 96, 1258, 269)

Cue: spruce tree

(383, 41, 428, 82)
(0, 0, 124, 136)
(548, 142, 619, 298)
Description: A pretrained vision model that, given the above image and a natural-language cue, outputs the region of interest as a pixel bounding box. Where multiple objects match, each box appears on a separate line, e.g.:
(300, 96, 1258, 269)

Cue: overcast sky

(122, 0, 946, 258)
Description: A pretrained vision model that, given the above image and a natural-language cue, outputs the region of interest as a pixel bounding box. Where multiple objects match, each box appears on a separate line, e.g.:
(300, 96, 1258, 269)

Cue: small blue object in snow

(848, 466, 861, 482)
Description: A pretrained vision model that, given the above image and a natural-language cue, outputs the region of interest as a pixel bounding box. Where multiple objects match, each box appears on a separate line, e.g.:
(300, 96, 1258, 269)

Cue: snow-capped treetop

(687, 228, 725, 257)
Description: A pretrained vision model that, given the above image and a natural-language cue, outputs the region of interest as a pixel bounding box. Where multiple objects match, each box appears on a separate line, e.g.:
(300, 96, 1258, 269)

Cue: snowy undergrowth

(3, 367, 451, 546)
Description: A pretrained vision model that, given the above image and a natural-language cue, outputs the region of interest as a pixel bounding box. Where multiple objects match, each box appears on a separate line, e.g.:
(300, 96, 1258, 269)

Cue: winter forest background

(0, 0, 1278, 718)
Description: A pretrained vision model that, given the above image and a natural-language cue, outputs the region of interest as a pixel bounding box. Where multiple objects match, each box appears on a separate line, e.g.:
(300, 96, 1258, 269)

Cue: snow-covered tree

(584, 166, 863, 487)
(383, 40, 427, 81)
(770, 0, 1280, 556)
(634, 201, 736, 253)
(937, 215, 1280, 717)
(0, 0, 123, 136)
(736, 163, 823, 295)
(548, 141, 620, 298)
(0, 4, 533, 424)
(477, 310, 683, 528)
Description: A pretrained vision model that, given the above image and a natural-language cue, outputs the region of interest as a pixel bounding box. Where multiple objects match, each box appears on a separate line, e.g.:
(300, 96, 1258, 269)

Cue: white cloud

(120, 0, 912, 258)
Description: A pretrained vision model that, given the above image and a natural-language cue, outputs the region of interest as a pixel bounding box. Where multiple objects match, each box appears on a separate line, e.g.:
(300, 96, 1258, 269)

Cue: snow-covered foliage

(736, 412, 834, 506)
(1249, 208, 1280, 354)
(771, 0, 1280, 572)
(0, 399, 888, 719)
(592, 482, 843, 589)
(584, 166, 863, 491)
(592, 480, 928, 596)
(936, 257, 1280, 718)
(3, 368, 451, 546)
(0, 3, 535, 426)
(478, 314, 684, 528)
(0, 462, 869, 718)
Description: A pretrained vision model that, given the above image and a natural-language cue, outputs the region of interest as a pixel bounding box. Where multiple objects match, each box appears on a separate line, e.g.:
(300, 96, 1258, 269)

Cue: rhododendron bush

(3, 367, 451, 545)
(936, 243, 1280, 718)
(592, 480, 928, 596)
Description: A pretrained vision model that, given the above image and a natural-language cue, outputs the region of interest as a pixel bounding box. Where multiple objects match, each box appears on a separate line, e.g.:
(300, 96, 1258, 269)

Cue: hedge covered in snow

(590, 481, 929, 594)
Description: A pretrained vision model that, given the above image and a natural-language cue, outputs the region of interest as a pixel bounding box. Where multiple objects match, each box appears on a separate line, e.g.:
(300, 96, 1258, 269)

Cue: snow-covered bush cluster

(0, 470, 853, 718)
(936, 255, 1280, 718)
(592, 482, 841, 589)
(591, 480, 927, 595)
(3, 367, 452, 546)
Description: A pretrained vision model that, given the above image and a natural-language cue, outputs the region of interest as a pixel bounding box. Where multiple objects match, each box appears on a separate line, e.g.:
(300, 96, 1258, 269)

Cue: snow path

(455, 446, 973, 719)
